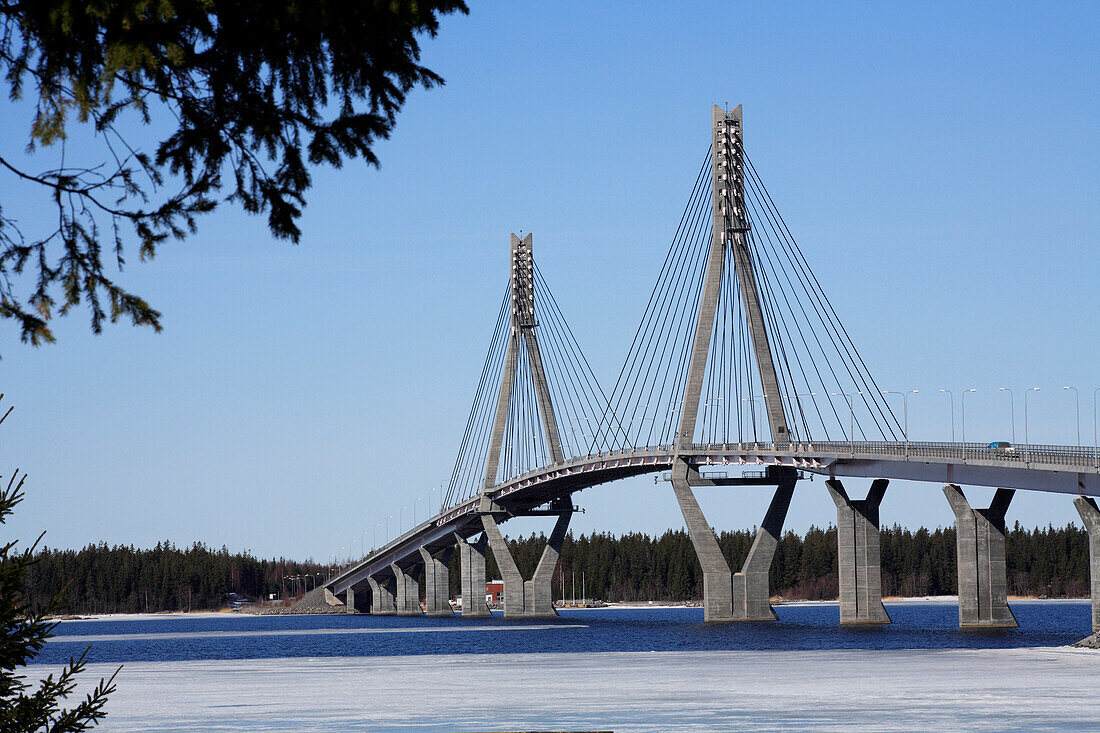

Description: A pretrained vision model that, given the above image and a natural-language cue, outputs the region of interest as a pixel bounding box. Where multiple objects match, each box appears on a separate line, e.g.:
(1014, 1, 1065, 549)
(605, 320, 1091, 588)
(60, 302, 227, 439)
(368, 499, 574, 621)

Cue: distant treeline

(22, 524, 1090, 614)
(24, 542, 325, 614)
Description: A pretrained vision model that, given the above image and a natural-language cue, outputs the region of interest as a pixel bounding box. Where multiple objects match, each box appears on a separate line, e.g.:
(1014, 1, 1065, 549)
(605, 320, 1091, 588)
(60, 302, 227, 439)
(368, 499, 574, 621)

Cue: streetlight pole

(743, 395, 764, 443)
(961, 388, 976, 455)
(794, 393, 817, 444)
(386, 515, 392, 541)
(374, 523, 380, 551)
(883, 390, 917, 456)
(1063, 386, 1080, 448)
(998, 387, 1015, 443)
(415, 497, 422, 526)
(400, 506, 407, 535)
(1094, 387, 1100, 469)
(1024, 387, 1039, 463)
(939, 389, 955, 443)
(362, 530, 369, 559)
(831, 392, 855, 454)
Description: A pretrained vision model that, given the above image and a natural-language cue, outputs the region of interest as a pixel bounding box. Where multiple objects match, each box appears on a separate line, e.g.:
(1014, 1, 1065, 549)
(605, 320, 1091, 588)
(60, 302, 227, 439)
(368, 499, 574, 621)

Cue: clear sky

(2, 1, 1098, 562)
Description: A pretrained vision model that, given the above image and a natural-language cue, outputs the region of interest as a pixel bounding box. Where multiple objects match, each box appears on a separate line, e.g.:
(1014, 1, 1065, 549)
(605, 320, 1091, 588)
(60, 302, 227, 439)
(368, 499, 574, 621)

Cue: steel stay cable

(744, 153, 901, 438)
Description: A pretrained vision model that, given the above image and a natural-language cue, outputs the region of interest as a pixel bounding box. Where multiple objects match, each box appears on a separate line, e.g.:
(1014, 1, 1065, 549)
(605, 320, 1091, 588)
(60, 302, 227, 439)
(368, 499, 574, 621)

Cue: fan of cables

(591, 146, 903, 451)
(443, 265, 614, 508)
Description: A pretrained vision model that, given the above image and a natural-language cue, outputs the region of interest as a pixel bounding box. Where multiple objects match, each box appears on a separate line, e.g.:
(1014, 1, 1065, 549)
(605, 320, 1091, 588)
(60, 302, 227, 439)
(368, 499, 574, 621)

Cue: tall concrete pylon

(676, 105, 789, 449)
(670, 106, 797, 621)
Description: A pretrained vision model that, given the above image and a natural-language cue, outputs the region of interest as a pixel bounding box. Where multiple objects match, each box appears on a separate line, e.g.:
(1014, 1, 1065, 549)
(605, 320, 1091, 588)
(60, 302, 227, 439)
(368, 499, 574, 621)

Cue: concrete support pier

(481, 511, 570, 618)
(420, 547, 454, 616)
(481, 513, 525, 616)
(458, 533, 490, 617)
(343, 586, 371, 614)
(367, 575, 395, 615)
(733, 478, 796, 621)
(525, 512, 570, 616)
(826, 478, 891, 624)
(671, 460, 733, 621)
(391, 563, 423, 616)
(1073, 496, 1100, 632)
(343, 586, 357, 614)
(671, 460, 796, 622)
(943, 484, 1018, 628)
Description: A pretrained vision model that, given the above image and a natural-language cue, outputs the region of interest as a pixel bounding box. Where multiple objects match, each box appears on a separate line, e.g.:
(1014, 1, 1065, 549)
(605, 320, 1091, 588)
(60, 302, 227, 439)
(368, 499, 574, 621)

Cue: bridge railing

(678, 439, 1100, 469)
(800, 440, 1100, 469)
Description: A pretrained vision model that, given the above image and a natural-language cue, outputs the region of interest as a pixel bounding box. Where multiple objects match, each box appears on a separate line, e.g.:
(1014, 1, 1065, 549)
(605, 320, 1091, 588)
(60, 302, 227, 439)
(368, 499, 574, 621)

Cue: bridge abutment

(827, 478, 891, 624)
(457, 533, 490, 617)
(420, 546, 454, 616)
(1073, 496, 1100, 632)
(367, 575, 396, 615)
(944, 484, 1017, 628)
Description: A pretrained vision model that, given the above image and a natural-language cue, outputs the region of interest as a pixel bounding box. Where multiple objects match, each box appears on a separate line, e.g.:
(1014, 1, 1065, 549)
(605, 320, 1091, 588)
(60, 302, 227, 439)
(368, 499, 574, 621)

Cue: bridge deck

(327, 440, 1100, 595)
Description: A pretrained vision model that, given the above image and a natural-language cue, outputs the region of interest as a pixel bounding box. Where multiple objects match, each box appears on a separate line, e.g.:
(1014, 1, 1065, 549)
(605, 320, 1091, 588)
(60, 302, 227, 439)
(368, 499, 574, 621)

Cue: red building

(486, 580, 504, 604)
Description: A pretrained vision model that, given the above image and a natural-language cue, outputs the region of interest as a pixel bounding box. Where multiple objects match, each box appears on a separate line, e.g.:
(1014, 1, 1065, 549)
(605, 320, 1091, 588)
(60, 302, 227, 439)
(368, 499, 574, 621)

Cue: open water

(41, 600, 1091, 666)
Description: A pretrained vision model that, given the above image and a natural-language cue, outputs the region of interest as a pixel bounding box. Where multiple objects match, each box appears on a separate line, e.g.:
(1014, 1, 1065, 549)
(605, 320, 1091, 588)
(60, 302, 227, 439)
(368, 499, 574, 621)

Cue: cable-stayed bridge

(326, 106, 1100, 631)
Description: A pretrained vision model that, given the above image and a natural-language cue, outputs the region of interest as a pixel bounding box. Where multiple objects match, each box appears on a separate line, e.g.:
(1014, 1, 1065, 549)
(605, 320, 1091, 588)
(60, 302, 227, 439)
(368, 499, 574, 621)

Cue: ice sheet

(30, 647, 1100, 731)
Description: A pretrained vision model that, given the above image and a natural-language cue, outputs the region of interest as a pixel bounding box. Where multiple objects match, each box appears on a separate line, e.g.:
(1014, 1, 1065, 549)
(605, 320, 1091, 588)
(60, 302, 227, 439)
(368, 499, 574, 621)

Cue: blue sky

(2, 1, 1098, 561)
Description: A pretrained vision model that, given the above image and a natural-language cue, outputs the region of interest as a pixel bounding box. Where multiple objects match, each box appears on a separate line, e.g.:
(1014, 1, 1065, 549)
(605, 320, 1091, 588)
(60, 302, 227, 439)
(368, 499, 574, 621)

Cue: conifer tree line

(23, 542, 326, 614)
(21, 524, 1090, 614)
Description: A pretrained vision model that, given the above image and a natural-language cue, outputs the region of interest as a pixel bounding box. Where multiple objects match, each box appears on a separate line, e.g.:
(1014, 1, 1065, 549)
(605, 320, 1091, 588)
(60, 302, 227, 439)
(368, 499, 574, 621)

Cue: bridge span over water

(326, 106, 1100, 633)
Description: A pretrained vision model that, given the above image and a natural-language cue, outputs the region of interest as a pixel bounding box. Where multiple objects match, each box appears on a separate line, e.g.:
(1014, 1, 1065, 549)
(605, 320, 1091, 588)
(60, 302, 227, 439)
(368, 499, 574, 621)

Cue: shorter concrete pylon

(420, 546, 454, 617)
(367, 575, 396, 615)
(391, 563, 423, 616)
(826, 478, 891, 624)
(1073, 496, 1100, 633)
(943, 484, 1018, 628)
(457, 533, 490, 617)
(481, 509, 571, 618)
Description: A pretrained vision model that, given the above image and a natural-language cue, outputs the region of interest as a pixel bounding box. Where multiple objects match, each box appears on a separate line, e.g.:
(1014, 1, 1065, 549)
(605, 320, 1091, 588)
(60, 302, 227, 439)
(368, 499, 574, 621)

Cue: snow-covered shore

(32, 646, 1100, 731)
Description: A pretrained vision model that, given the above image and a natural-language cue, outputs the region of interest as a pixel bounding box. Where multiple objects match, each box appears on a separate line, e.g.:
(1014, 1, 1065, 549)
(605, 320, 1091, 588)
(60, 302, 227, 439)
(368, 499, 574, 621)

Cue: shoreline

(49, 595, 1091, 621)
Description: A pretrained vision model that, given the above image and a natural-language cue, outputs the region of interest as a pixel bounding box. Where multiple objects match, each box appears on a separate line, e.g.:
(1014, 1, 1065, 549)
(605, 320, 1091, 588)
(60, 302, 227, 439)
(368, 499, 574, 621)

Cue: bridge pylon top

(442, 233, 613, 510)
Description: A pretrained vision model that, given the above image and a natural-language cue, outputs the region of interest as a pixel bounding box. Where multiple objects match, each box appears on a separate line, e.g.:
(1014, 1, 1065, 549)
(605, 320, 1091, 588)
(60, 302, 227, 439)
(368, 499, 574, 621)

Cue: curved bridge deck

(329, 440, 1100, 596)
